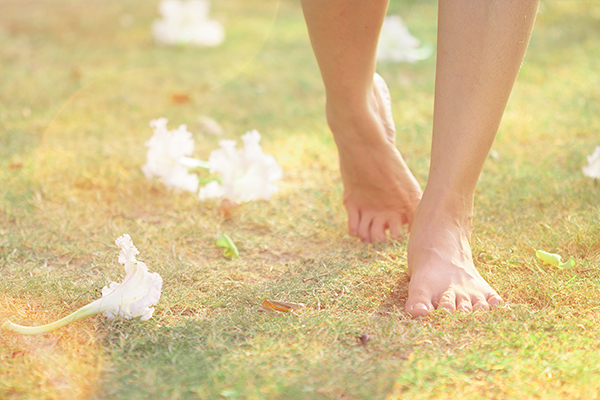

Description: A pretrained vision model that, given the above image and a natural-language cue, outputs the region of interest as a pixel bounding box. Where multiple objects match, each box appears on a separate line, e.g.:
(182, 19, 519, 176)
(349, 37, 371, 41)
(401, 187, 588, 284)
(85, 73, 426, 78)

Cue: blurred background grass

(0, 0, 599, 399)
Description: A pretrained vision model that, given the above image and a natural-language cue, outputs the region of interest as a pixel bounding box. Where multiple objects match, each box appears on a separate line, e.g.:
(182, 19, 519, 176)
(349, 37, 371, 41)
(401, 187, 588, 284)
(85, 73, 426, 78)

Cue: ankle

(417, 187, 475, 227)
(325, 78, 382, 120)
(325, 101, 383, 145)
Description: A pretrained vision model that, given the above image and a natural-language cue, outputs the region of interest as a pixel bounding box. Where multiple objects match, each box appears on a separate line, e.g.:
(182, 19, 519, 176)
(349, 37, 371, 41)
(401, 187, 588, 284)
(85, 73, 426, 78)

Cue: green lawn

(1, 1, 599, 399)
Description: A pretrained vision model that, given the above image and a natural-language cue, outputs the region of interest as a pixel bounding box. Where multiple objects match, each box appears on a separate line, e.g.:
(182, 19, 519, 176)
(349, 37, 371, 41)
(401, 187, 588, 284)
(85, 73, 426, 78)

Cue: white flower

(199, 130, 283, 203)
(198, 180, 224, 199)
(142, 118, 200, 193)
(583, 146, 600, 179)
(152, 0, 225, 46)
(377, 15, 433, 63)
(2, 234, 163, 335)
(100, 234, 163, 321)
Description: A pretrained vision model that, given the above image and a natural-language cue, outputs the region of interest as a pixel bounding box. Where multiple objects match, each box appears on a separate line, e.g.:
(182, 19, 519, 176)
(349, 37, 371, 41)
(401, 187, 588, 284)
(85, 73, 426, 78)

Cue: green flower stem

(2, 298, 106, 336)
(179, 156, 210, 170)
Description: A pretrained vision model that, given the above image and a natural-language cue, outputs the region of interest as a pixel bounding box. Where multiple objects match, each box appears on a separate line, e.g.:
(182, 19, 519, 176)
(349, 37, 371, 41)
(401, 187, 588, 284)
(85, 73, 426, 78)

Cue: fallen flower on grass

(2, 234, 162, 335)
(142, 120, 282, 206)
(377, 15, 433, 63)
(199, 130, 283, 204)
(536, 249, 576, 270)
(215, 233, 239, 258)
(142, 118, 200, 193)
(152, 0, 224, 46)
(582, 145, 600, 180)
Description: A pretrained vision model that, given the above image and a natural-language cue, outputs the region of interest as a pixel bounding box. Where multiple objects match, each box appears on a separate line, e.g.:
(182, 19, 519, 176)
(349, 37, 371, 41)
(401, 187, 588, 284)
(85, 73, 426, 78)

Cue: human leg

(301, 0, 422, 243)
(406, 0, 539, 317)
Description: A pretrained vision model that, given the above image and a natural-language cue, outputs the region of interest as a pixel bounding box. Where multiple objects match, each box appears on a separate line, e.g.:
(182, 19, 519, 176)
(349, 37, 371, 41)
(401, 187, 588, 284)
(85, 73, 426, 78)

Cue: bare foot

(405, 191, 503, 317)
(326, 74, 422, 242)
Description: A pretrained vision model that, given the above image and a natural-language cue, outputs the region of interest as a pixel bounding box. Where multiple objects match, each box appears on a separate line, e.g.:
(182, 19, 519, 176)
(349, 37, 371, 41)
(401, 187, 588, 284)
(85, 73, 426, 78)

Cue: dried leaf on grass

(171, 92, 192, 104)
(218, 199, 241, 218)
(260, 299, 305, 313)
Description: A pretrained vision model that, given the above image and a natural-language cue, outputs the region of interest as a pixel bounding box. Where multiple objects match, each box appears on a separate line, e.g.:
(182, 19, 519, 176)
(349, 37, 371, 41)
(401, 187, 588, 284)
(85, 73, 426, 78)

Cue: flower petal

(142, 118, 200, 193)
(152, 0, 225, 46)
(583, 145, 600, 179)
(377, 15, 433, 63)
(199, 130, 282, 203)
(101, 235, 163, 320)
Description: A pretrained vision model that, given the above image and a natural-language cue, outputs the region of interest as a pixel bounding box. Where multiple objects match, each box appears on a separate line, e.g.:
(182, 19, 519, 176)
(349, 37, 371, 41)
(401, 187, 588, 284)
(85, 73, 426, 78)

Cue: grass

(1, 0, 599, 398)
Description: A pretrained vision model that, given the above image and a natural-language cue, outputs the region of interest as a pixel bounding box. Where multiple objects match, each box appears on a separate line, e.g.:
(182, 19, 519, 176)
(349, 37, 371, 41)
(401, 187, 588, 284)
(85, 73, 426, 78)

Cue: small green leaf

(196, 176, 221, 186)
(535, 250, 576, 270)
(216, 233, 239, 259)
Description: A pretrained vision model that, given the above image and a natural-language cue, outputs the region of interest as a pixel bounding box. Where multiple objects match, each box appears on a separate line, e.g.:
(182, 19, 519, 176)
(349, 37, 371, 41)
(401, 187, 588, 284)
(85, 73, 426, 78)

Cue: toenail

(412, 303, 428, 311)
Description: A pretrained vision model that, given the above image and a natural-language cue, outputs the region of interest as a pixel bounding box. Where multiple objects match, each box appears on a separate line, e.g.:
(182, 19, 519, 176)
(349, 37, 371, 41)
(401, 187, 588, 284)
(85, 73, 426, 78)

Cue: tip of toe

(407, 303, 430, 318)
(488, 296, 504, 307)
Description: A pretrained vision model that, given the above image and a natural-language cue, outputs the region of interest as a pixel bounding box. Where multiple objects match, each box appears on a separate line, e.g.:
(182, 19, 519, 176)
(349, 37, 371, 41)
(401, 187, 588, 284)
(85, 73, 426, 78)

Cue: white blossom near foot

(142, 118, 200, 193)
(142, 120, 281, 205)
(582, 145, 600, 179)
(2, 234, 163, 335)
(152, 0, 224, 46)
(199, 130, 283, 203)
(328, 74, 422, 242)
(405, 195, 503, 318)
(377, 15, 433, 63)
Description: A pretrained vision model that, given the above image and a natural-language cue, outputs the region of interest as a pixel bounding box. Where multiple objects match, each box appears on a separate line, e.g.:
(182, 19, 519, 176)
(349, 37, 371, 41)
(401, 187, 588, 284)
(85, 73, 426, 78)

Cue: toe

(405, 211, 415, 233)
(406, 302, 433, 318)
(487, 292, 504, 308)
(357, 212, 373, 243)
(436, 290, 456, 312)
(345, 202, 360, 238)
(386, 213, 404, 240)
(472, 295, 490, 311)
(388, 219, 403, 240)
(456, 296, 473, 313)
(370, 216, 388, 242)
